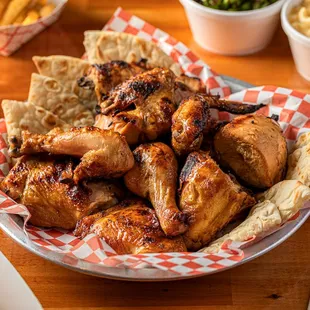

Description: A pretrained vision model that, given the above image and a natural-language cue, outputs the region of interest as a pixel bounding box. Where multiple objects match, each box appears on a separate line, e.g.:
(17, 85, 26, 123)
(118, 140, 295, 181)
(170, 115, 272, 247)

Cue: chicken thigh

(124, 142, 188, 236)
(179, 151, 255, 250)
(0, 156, 123, 229)
(13, 127, 134, 183)
(74, 199, 187, 254)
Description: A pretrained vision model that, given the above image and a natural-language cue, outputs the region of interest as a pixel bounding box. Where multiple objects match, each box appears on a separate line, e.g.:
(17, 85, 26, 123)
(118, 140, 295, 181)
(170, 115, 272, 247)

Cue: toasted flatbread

(2, 99, 70, 151)
(257, 180, 310, 221)
(292, 132, 310, 151)
(32, 55, 97, 112)
(84, 31, 182, 76)
(202, 180, 310, 254)
(28, 73, 94, 127)
(286, 144, 310, 186)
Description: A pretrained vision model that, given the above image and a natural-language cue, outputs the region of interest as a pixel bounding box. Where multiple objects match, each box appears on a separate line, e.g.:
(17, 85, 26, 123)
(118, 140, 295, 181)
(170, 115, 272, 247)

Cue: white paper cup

(179, 0, 286, 56)
(281, 0, 310, 82)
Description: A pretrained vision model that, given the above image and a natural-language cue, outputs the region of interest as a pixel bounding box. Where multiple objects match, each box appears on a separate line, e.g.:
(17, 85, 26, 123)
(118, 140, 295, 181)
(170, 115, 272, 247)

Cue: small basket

(0, 0, 67, 56)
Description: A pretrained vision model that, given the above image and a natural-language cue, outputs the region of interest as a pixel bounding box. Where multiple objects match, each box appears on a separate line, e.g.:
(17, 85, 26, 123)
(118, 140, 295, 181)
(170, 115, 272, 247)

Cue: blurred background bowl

(179, 0, 286, 56)
(281, 0, 310, 82)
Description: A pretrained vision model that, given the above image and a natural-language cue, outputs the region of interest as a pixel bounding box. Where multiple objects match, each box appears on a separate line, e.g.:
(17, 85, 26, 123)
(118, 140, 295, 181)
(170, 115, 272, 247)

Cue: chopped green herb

(197, 0, 278, 11)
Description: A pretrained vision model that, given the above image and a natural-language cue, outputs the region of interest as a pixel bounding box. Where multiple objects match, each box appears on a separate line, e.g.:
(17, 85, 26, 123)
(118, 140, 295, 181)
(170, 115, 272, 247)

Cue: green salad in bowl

(196, 0, 279, 11)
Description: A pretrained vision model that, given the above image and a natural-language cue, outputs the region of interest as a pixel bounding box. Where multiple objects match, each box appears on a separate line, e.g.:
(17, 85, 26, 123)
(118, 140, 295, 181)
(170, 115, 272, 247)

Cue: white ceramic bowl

(179, 0, 286, 55)
(281, 0, 310, 81)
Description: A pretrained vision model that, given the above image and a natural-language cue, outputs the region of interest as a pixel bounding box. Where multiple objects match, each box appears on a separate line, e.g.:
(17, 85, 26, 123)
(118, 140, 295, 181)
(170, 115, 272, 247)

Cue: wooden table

(0, 1, 309, 309)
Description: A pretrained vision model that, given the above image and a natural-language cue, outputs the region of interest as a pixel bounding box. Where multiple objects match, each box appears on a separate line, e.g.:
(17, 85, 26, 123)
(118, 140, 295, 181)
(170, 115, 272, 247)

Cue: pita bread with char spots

(2, 99, 70, 153)
(83, 31, 182, 76)
(28, 73, 94, 127)
(32, 55, 97, 113)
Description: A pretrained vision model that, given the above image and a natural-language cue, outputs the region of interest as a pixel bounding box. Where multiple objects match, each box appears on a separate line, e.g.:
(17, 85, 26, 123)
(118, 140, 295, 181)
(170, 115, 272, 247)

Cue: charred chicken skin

(124, 142, 188, 237)
(0, 156, 123, 229)
(179, 151, 256, 251)
(214, 115, 288, 188)
(95, 67, 264, 145)
(74, 199, 187, 254)
(13, 127, 134, 183)
(77, 60, 147, 103)
(171, 94, 265, 157)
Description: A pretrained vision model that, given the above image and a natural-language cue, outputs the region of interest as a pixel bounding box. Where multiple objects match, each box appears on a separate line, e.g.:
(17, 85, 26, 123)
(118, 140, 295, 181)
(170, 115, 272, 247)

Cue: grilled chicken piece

(95, 67, 264, 145)
(74, 199, 187, 254)
(13, 127, 134, 183)
(179, 151, 256, 251)
(95, 68, 177, 144)
(171, 95, 265, 157)
(0, 156, 123, 229)
(77, 61, 147, 103)
(124, 142, 188, 236)
(214, 115, 287, 188)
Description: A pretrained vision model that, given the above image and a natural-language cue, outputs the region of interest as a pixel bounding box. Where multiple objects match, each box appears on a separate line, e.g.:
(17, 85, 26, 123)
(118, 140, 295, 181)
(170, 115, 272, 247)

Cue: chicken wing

(124, 142, 188, 237)
(214, 115, 287, 188)
(0, 156, 123, 229)
(13, 127, 134, 183)
(171, 94, 265, 157)
(74, 199, 187, 254)
(179, 151, 255, 250)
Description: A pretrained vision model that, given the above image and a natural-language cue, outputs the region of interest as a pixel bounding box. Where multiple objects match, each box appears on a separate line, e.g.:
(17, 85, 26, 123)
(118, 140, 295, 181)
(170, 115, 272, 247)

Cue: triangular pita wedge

(28, 73, 94, 127)
(202, 180, 310, 254)
(32, 55, 97, 112)
(2, 100, 70, 151)
(84, 31, 182, 76)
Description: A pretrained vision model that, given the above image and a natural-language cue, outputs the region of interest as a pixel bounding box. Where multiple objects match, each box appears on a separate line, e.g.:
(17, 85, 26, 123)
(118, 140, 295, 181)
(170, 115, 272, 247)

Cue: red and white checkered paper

(0, 8, 310, 277)
(0, 0, 67, 57)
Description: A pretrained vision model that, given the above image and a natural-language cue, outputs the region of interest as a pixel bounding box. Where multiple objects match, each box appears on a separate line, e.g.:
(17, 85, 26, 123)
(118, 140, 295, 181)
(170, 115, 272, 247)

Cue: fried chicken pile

(1, 60, 288, 255)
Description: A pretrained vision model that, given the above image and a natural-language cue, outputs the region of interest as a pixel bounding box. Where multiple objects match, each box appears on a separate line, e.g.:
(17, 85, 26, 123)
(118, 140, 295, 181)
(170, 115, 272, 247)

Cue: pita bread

(32, 56, 97, 112)
(202, 180, 310, 254)
(292, 132, 310, 151)
(257, 180, 310, 221)
(28, 73, 94, 127)
(286, 144, 310, 186)
(202, 201, 282, 254)
(84, 31, 182, 76)
(2, 100, 70, 151)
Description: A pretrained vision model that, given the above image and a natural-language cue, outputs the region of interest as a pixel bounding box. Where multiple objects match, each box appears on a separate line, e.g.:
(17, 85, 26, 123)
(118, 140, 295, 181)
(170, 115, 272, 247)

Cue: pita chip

(84, 31, 182, 76)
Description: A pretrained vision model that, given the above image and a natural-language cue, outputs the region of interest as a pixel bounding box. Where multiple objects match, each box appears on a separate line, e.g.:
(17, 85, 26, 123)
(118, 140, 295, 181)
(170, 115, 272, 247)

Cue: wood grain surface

(0, 1, 309, 309)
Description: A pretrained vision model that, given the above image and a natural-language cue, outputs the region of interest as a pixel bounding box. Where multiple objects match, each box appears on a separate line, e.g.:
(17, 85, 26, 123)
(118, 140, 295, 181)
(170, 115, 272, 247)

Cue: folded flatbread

(202, 180, 310, 253)
(28, 73, 94, 127)
(32, 56, 97, 112)
(84, 31, 182, 76)
(286, 132, 310, 186)
(2, 99, 69, 151)
(292, 132, 310, 151)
